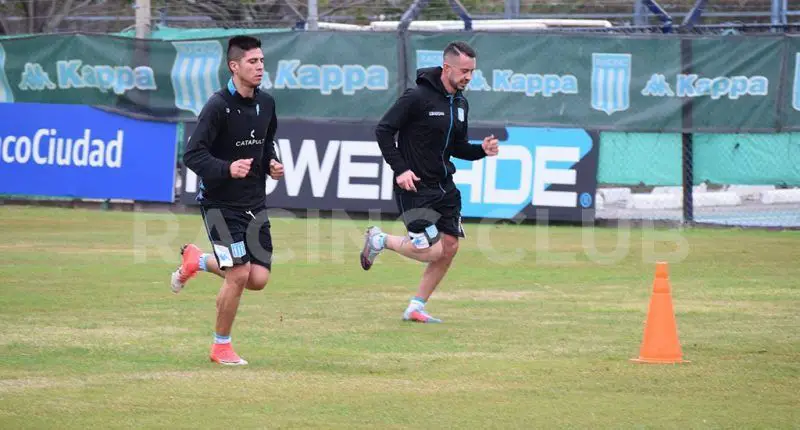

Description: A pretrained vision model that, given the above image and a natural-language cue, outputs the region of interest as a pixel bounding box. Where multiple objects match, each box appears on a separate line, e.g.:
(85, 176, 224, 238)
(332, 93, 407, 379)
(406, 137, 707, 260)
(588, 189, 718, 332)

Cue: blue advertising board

(453, 126, 597, 222)
(0, 103, 177, 202)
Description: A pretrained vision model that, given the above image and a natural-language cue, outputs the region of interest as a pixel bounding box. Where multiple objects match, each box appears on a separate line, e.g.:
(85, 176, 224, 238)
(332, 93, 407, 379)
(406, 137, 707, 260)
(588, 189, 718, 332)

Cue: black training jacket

(375, 66, 486, 186)
(184, 80, 278, 210)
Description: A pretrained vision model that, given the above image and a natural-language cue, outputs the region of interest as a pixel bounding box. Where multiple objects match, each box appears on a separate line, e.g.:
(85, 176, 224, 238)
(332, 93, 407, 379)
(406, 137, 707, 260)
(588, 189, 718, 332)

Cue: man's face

(443, 53, 476, 91)
(230, 48, 264, 88)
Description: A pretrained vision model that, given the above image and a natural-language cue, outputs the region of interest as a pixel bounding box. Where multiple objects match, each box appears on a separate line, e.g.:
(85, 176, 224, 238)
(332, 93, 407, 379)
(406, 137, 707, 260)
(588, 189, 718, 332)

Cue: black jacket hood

(416, 67, 451, 97)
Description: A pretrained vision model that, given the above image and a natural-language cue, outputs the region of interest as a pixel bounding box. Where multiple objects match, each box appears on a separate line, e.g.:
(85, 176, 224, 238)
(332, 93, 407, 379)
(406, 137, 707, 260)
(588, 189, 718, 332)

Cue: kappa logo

(793, 53, 800, 112)
(591, 53, 632, 115)
(416, 50, 442, 69)
(171, 41, 223, 116)
(250, 129, 255, 138)
(0, 43, 14, 103)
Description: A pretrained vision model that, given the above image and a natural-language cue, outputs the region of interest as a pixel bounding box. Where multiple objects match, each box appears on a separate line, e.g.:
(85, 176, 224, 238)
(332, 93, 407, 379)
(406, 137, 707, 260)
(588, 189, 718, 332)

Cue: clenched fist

(269, 159, 284, 180)
(482, 135, 499, 156)
(229, 158, 253, 178)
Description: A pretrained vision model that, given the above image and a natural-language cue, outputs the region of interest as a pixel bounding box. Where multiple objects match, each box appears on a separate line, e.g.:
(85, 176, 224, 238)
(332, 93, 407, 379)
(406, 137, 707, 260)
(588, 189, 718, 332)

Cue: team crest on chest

(457, 107, 465, 122)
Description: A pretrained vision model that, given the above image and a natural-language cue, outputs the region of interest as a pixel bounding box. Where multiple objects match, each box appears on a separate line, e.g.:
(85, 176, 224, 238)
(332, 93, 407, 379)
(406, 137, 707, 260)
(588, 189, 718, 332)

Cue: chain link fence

(594, 133, 800, 229)
(0, 1, 797, 35)
(1, 1, 797, 229)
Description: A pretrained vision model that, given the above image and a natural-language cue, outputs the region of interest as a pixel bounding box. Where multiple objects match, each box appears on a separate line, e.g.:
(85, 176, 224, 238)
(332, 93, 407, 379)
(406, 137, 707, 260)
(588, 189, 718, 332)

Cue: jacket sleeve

(183, 95, 231, 179)
(262, 102, 279, 174)
(375, 89, 414, 174)
(451, 100, 487, 161)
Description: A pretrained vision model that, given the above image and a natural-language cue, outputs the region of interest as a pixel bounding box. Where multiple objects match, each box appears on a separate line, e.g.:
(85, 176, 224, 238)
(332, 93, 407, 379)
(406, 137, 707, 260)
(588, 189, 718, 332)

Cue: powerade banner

(0, 102, 177, 202)
(179, 120, 598, 222)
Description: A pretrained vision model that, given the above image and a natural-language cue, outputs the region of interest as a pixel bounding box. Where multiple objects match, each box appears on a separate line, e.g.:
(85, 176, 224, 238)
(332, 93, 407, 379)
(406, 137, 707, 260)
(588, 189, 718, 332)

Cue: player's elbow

(374, 123, 396, 142)
(182, 149, 199, 170)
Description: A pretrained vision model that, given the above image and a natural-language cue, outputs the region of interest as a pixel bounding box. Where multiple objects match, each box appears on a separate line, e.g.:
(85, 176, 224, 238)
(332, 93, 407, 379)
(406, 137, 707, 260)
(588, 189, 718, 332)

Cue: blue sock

(198, 253, 209, 271)
(371, 232, 387, 250)
(409, 296, 426, 310)
(214, 333, 231, 344)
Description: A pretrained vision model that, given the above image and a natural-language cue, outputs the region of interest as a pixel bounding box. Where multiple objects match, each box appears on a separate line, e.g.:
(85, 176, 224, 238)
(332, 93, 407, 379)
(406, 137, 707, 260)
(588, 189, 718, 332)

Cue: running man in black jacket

(360, 41, 499, 323)
(169, 36, 285, 365)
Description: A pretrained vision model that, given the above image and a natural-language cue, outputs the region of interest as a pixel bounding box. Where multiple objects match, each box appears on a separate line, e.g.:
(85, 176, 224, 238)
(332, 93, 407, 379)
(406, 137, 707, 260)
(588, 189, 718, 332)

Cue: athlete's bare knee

(410, 239, 443, 262)
(246, 266, 270, 291)
(441, 235, 459, 260)
(224, 264, 250, 291)
(247, 279, 267, 291)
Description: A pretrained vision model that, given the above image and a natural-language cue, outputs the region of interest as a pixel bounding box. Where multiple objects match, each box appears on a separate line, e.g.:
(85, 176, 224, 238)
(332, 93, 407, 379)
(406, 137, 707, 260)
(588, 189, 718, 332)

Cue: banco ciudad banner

(0, 102, 177, 202)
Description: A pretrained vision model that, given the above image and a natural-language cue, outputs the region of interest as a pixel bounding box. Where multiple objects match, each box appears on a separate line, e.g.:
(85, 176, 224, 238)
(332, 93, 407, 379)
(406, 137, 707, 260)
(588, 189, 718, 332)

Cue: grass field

(1, 204, 798, 428)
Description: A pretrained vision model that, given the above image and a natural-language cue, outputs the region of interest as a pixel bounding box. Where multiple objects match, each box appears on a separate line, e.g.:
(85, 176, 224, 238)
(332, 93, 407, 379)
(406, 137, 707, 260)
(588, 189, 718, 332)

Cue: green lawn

(1, 205, 798, 428)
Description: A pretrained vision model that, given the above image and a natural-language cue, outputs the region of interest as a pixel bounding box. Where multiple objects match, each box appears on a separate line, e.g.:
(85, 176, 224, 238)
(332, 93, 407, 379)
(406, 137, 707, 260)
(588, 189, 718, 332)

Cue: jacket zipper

(440, 94, 454, 196)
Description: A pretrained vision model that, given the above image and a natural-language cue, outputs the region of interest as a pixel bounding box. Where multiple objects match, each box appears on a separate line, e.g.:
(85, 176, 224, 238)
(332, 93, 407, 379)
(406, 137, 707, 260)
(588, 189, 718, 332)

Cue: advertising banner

(0, 31, 800, 133)
(0, 103, 177, 202)
(0, 32, 401, 121)
(0, 32, 797, 131)
(784, 35, 800, 131)
(179, 119, 598, 222)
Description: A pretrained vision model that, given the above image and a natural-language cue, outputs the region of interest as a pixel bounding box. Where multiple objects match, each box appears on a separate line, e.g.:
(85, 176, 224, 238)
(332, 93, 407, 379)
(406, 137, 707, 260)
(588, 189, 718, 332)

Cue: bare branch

(282, 0, 305, 20)
(189, 2, 234, 23)
(320, 0, 375, 18)
(45, 0, 58, 24)
(70, 0, 98, 14)
(25, 0, 35, 33)
(42, 0, 84, 33)
(0, 12, 10, 35)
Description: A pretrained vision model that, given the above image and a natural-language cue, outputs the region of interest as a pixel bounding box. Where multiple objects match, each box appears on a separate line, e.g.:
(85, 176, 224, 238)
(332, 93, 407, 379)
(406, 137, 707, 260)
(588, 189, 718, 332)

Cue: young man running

(171, 35, 284, 365)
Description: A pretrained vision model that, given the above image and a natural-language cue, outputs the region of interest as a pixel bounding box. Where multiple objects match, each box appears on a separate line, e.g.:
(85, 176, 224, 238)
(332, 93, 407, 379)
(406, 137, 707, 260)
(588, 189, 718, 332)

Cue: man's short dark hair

(227, 35, 262, 65)
(443, 41, 476, 60)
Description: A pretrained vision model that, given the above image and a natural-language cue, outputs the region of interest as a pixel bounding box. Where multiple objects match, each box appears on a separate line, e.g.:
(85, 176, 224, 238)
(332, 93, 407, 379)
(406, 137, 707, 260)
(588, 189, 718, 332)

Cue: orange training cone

(630, 262, 689, 364)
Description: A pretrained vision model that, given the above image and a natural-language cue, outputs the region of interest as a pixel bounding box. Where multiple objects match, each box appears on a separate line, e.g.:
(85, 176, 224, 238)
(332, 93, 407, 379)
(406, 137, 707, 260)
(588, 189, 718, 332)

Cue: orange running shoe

(403, 309, 443, 323)
(209, 343, 248, 366)
(170, 244, 203, 294)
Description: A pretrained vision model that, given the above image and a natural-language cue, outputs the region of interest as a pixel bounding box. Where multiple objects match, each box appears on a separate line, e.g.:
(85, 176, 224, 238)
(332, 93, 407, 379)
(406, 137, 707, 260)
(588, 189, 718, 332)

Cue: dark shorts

(395, 181, 465, 245)
(200, 205, 273, 271)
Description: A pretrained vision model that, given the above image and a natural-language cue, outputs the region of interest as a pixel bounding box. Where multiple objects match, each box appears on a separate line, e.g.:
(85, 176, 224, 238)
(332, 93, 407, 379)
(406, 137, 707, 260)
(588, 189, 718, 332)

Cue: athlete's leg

(403, 187, 465, 323)
(210, 260, 250, 366)
(414, 233, 460, 301)
(201, 253, 225, 278)
(202, 207, 252, 365)
(243, 207, 273, 291)
(215, 262, 250, 338)
(360, 189, 444, 270)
